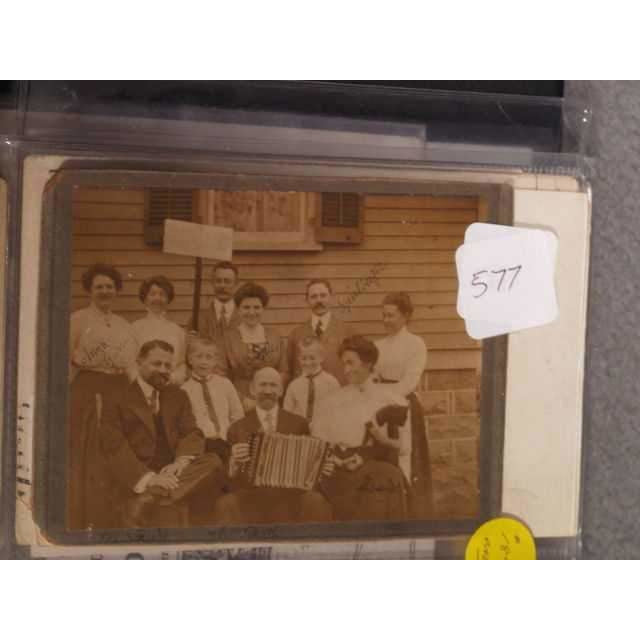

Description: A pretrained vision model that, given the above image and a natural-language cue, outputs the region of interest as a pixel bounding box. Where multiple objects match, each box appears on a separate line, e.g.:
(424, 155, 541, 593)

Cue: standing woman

(374, 292, 434, 519)
(68, 263, 137, 529)
(223, 282, 287, 411)
(131, 275, 187, 384)
(70, 263, 137, 396)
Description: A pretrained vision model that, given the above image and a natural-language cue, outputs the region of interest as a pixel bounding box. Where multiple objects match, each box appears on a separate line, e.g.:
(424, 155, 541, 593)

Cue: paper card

(455, 226, 558, 339)
(163, 219, 233, 260)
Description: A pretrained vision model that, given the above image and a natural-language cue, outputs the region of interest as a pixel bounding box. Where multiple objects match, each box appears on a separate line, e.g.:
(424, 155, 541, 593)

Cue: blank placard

(163, 219, 233, 260)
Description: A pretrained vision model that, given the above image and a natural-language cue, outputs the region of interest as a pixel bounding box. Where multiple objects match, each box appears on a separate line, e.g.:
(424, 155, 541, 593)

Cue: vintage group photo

(66, 184, 485, 531)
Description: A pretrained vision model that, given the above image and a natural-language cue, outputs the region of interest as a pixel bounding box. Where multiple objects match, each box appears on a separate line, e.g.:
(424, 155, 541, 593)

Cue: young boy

(181, 337, 244, 463)
(283, 336, 340, 422)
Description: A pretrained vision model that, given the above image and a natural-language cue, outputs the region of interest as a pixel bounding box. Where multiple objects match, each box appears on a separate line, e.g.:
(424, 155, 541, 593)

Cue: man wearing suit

(99, 339, 223, 527)
(213, 367, 333, 525)
(188, 261, 240, 342)
(286, 279, 353, 386)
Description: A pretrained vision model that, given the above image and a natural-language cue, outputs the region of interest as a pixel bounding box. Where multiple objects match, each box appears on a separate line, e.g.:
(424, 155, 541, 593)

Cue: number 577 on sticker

(470, 265, 522, 299)
(455, 228, 558, 339)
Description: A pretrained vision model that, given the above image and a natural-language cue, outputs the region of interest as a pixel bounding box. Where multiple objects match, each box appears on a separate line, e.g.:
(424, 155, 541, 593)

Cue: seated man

(213, 367, 333, 525)
(99, 339, 224, 527)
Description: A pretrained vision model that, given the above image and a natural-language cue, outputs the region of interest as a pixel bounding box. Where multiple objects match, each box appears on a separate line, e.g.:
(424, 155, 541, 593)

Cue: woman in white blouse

(374, 292, 434, 519)
(131, 275, 187, 384)
(69, 263, 138, 529)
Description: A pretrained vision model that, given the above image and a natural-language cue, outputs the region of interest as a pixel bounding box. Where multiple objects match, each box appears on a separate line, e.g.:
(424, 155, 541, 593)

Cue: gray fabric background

(565, 81, 640, 558)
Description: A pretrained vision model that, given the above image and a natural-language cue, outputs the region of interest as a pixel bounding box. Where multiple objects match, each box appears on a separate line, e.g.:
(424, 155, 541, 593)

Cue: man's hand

(321, 456, 335, 477)
(160, 457, 191, 479)
(231, 443, 251, 465)
(228, 442, 251, 478)
(147, 473, 180, 491)
(343, 453, 364, 472)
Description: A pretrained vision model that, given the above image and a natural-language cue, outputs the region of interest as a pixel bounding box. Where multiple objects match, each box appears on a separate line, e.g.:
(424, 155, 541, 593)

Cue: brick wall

(418, 368, 481, 518)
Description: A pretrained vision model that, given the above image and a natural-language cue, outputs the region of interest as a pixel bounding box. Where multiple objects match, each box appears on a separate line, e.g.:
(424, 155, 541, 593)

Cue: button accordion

(245, 432, 330, 491)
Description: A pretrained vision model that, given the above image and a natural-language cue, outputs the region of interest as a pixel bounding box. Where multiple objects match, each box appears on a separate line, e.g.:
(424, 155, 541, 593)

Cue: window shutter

(144, 188, 196, 246)
(316, 192, 363, 243)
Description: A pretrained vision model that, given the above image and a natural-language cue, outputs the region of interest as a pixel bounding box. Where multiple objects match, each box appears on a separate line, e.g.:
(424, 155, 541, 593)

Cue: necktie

(264, 411, 275, 433)
(150, 389, 159, 415)
(306, 373, 317, 422)
(219, 305, 227, 331)
(315, 319, 323, 338)
(197, 377, 221, 436)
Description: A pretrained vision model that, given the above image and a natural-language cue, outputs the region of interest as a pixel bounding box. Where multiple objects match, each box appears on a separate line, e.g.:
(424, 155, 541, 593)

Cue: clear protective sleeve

(0, 82, 592, 559)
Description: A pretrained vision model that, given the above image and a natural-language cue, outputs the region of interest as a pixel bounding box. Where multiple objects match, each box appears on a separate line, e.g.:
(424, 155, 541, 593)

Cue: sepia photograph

(36, 168, 509, 541)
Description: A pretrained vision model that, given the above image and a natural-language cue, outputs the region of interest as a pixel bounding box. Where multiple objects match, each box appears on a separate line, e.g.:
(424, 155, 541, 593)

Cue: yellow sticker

(465, 516, 536, 560)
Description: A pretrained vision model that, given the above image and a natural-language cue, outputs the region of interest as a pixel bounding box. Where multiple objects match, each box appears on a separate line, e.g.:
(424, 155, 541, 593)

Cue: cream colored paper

(502, 189, 590, 537)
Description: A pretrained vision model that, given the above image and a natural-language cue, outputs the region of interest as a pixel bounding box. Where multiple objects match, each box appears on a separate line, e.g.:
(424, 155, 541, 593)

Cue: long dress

(311, 378, 409, 522)
(131, 311, 187, 383)
(68, 304, 137, 529)
(375, 326, 434, 519)
(222, 325, 288, 404)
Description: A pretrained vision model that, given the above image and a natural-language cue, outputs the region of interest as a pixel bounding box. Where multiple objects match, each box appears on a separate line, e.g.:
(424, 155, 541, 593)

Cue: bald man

(213, 367, 333, 525)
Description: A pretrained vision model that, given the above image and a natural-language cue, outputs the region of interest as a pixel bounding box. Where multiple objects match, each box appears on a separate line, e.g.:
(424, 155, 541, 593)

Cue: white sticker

(456, 224, 558, 339)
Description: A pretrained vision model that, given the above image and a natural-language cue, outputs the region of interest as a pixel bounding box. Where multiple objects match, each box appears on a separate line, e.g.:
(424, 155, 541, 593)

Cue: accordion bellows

(246, 432, 330, 491)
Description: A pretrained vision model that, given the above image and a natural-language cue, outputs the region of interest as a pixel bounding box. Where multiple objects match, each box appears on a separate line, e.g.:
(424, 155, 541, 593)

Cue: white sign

(455, 223, 558, 339)
(163, 219, 233, 261)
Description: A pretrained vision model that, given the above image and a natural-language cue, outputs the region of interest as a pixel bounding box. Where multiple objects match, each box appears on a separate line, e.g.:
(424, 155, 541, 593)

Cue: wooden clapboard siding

(364, 195, 476, 209)
(72, 250, 459, 265)
(71, 278, 459, 296)
(73, 234, 465, 252)
(71, 263, 458, 280)
(70, 187, 481, 372)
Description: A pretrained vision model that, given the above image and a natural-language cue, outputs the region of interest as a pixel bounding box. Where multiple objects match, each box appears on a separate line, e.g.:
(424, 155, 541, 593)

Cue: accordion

(246, 432, 330, 491)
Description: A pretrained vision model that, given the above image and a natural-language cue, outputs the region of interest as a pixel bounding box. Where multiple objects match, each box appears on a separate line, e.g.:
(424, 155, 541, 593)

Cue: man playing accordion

(213, 367, 334, 525)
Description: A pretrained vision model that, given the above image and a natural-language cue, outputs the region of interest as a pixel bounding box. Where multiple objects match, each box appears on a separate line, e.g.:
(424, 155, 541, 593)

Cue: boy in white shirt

(181, 337, 244, 464)
(283, 336, 340, 422)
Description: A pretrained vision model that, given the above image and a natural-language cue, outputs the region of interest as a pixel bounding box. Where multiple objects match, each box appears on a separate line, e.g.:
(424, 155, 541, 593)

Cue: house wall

(71, 187, 482, 517)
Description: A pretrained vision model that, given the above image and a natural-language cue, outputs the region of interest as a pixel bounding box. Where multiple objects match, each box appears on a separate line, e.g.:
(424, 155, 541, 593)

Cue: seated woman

(222, 282, 288, 411)
(131, 275, 187, 385)
(311, 335, 409, 522)
(375, 292, 434, 519)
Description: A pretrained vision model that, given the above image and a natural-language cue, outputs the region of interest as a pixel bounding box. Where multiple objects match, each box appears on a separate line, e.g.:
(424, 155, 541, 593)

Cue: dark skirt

(377, 380, 434, 520)
(68, 370, 128, 530)
(319, 460, 408, 522)
(406, 391, 434, 519)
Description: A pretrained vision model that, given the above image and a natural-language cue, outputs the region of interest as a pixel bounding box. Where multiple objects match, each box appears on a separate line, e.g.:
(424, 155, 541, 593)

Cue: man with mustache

(286, 279, 353, 386)
(213, 367, 333, 525)
(188, 261, 240, 343)
(99, 339, 224, 527)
